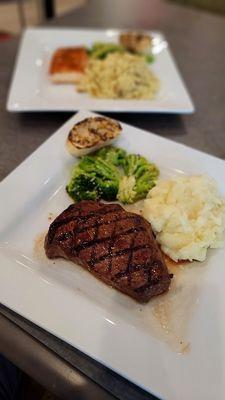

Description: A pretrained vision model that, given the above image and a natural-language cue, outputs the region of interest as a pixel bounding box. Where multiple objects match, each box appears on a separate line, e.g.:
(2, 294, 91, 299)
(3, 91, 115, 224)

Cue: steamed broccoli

(145, 53, 155, 63)
(95, 146, 127, 167)
(66, 170, 99, 201)
(117, 154, 159, 204)
(78, 156, 96, 172)
(117, 176, 136, 204)
(90, 42, 125, 59)
(66, 146, 159, 204)
(66, 152, 121, 202)
(98, 179, 119, 201)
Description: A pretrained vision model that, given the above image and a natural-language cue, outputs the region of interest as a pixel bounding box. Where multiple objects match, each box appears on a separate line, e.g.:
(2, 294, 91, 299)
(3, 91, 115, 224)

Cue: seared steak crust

(45, 200, 171, 302)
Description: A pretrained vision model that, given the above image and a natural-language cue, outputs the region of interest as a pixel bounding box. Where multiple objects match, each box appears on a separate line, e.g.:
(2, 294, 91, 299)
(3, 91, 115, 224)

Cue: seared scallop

(66, 116, 122, 157)
(120, 31, 152, 54)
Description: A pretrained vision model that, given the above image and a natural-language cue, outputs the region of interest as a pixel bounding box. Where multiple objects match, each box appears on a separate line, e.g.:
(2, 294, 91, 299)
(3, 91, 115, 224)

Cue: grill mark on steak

(105, 214, 119, 274)
(75, 214, 134, 234)
(45, 200, 172, 302)
(89, 215, 100, 269)
(126, 234, 136, 287)
(48, 204, 122, 244)
(73, 226, 145, 254)
(89, 244, 151, 265)
(47, 216, 76, 244)
(71, 206, 131, 260)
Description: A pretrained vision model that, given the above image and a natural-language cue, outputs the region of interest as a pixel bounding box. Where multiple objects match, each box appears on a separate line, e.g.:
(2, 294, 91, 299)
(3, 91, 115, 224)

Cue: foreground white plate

(7, 28, 194, 113)
(0, 111, 224, 400)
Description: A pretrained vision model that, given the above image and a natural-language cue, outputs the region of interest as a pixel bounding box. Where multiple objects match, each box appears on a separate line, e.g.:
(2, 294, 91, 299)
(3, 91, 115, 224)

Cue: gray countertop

(0, 0, 225, 399)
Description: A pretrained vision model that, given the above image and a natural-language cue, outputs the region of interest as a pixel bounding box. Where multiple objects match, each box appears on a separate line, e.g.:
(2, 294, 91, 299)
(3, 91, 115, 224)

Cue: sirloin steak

(45, 200, 172, 302)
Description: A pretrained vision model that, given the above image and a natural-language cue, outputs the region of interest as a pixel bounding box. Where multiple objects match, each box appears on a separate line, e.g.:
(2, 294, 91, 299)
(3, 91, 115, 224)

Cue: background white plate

(0, 111, 225, 400)
(7, 28, 194, 113)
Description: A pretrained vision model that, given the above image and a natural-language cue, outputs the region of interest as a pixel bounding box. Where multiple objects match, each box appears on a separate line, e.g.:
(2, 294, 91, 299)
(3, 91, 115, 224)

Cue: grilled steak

(45, 200, 172, 302)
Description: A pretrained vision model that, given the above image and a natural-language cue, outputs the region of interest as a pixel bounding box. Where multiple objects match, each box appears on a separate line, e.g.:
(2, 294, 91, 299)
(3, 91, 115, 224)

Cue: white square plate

(1, 111, 224, 400)
(7, 28, 194, 113)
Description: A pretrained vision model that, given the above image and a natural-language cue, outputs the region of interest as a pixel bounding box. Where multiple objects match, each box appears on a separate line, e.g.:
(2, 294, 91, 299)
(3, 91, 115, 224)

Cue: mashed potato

(143, 175, 225, 262)
(78, 52, 159, 99)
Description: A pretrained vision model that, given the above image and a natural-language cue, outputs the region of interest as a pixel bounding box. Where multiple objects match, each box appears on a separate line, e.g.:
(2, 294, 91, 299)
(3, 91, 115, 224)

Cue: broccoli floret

(98, 179, 119, 201)
(117, 176, 136, 204)
(123, 154, 147, 176)
(90, 42, 125, 59)
(95, 146, 127, 167)
(66, 151, 121, 202)
(132, 169, 157, 201)
(145, 53, 155, 63)
(94, 157, 120, 181)
(117, 154, 159, 204)
(72, 152, 120, 176)
(93, 157, 120, 200)
(66, 171, 100, 201)
(78, 156, 96, 172)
